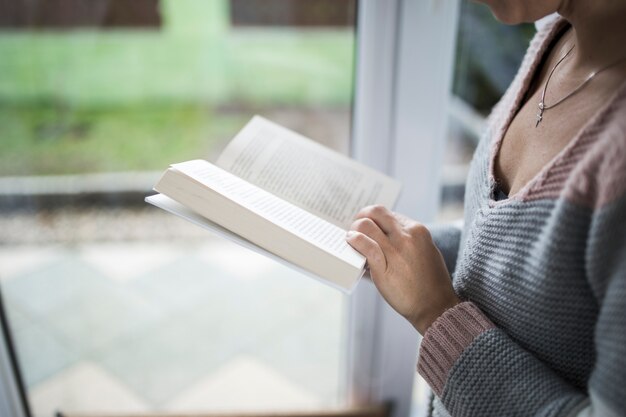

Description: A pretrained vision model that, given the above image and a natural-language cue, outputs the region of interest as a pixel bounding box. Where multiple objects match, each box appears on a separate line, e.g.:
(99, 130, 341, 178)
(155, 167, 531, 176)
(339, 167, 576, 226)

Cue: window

(1, 2, 464, 416)
(438, 1, 535, 221)
(0, 0, 356, 414)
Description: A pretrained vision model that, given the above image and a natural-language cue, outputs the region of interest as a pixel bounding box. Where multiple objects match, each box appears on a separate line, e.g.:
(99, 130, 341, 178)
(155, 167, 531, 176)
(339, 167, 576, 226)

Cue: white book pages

(168, 160, 365, 269)
(216, 115, 401, 229)
(145, 194, 363, 293)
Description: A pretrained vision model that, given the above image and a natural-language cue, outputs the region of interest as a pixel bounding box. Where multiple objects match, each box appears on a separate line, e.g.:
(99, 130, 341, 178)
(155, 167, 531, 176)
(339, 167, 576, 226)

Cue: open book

(146, 116, 401, 292)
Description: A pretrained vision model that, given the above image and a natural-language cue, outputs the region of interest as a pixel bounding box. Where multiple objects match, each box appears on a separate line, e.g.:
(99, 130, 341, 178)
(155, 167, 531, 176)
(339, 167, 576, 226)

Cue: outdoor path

(0, 201, 442, 416)
(0, 232, 344, 415)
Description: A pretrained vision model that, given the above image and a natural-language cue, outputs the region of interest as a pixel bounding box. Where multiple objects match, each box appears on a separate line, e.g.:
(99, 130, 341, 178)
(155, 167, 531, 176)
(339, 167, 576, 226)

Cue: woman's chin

(475, 0, 559, 25)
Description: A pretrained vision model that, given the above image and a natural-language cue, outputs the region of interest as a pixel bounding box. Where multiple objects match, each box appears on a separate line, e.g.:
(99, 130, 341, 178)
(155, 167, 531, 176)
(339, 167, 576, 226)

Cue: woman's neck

(558, 0, 626, 72)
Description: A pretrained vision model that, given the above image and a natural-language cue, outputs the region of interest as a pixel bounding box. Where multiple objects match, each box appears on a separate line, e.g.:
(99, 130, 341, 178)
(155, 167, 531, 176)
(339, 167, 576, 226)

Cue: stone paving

(0, 230, 345, 416)
(0, 182, 454, 416)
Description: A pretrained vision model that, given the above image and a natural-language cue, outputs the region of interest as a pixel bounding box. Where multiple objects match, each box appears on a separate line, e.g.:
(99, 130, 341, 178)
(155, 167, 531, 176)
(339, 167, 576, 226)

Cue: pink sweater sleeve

(417, 301, 496, 396)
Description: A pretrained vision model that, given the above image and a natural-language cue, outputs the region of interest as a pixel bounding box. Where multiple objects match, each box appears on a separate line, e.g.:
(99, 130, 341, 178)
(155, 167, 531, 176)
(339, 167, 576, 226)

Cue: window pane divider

(345, 2, 460, 417)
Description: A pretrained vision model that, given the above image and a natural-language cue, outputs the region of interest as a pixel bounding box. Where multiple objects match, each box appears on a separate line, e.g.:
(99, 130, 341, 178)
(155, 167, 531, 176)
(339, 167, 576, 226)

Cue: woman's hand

(346, 205, 460, 335)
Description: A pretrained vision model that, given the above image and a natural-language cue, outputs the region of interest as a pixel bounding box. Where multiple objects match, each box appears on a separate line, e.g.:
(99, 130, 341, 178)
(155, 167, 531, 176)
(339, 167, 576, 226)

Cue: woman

(346, 1, 626, 416)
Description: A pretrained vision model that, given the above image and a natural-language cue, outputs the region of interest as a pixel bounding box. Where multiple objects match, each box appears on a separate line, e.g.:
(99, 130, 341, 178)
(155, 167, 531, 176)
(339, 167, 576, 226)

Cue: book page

(170, 160, 365, 269)
(145, 194, 363, 293)
(216, 116, 401, 229)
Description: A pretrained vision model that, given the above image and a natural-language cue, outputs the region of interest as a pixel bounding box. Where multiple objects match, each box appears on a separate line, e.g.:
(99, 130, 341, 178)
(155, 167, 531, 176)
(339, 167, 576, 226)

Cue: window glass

(438, 1, 535, 221)
(0, 0, 356, 415)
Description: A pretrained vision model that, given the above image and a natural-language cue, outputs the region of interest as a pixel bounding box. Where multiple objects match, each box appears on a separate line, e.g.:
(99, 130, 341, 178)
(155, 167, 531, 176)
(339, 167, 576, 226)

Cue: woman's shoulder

(515, 83, 626, 211)
(564, 84, 626, 211)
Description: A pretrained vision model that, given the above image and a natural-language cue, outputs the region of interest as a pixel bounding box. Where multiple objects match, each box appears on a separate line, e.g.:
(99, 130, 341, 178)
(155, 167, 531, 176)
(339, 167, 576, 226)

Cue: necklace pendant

(535, 102, 545, 128)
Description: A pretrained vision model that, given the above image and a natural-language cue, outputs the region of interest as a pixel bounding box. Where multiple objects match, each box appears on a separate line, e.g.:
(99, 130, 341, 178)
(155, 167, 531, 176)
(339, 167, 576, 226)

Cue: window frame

(0, 291, 29, 417)
(346, 1, 460, 417)
(0, 1, 460, 416)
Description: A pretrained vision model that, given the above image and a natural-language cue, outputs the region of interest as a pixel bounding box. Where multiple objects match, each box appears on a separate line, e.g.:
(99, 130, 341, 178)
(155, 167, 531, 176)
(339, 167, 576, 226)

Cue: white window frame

(345, 1, 460, 417)
(0, 293, 29, 417)
(0, 2, 459, 416)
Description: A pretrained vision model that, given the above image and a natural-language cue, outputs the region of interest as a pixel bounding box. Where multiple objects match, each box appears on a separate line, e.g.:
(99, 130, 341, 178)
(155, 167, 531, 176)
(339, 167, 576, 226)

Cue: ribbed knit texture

(417, 302, 495, 396)
(419, 17, 626, 417)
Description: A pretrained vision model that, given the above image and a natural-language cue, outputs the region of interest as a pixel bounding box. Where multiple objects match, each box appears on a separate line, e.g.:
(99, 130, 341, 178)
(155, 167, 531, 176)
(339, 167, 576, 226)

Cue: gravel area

(0, 200, 464, 246)
(0, 206, 210, 245)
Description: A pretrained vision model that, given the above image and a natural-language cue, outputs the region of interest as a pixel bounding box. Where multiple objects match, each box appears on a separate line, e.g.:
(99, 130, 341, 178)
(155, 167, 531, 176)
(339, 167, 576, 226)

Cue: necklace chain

(535, 45, 626, 127)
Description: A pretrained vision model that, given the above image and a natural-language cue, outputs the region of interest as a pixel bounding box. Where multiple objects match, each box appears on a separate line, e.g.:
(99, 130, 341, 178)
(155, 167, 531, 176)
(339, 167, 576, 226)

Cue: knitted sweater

(419, 18, 626, 417)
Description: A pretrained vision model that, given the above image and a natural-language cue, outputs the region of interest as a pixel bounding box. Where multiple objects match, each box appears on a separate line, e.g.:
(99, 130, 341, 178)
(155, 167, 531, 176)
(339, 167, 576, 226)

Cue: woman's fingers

(348, 206, 460, 335)
(354, 205, 401, 236)
(350, 217, 393, 250)
(346, 231, 387, 276)
(348, 216, 395, 277)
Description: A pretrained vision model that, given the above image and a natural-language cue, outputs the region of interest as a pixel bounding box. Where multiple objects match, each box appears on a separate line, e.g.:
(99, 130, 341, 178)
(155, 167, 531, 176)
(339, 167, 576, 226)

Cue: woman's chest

(495, 90, 597, 196)
(495, 78, 616, 196)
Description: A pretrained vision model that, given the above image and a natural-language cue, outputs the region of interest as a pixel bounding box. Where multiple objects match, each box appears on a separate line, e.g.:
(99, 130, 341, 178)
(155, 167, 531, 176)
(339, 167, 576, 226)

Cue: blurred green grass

(0, 101, 249, 175)
(0, 0, 354, 176)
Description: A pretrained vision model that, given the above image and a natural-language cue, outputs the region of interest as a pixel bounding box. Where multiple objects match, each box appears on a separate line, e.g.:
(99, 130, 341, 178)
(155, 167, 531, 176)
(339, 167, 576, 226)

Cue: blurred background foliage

(0, 0, 534, 176)
(0, 0, 354, 175)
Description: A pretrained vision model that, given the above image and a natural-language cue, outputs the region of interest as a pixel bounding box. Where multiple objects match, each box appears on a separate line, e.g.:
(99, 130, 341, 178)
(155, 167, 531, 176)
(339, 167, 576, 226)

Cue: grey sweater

(419, 18, 626, 417)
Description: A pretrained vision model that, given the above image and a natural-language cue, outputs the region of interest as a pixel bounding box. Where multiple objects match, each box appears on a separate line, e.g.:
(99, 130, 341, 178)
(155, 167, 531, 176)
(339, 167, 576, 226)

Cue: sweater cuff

(417, 301, 496, 397)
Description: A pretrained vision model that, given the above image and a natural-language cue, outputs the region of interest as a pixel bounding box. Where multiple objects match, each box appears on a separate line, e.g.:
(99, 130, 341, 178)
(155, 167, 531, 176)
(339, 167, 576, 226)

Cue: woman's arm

(347, 201, 626, 416)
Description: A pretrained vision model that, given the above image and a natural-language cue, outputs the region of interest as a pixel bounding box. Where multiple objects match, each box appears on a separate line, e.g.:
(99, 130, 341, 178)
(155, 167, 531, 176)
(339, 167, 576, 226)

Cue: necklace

(536, 45, 626, 127)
